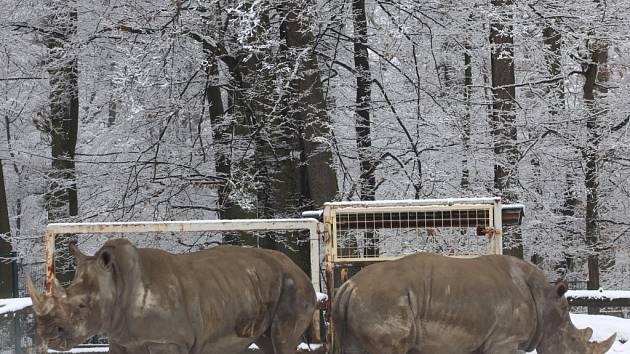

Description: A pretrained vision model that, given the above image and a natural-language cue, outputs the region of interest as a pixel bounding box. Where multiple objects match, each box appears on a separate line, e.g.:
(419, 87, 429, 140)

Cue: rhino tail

(331, 281, 355, 354)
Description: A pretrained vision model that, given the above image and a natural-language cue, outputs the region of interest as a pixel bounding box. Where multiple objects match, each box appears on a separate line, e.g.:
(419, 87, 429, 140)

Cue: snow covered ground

(3, 297, 628, 353)
(43, 314, 630, 353)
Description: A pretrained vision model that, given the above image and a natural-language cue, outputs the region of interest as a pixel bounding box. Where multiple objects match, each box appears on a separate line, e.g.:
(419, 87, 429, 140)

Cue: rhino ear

(555, 281, 568, 297)
(579, 327, 594, 341)
(69, 241, 88, 264)
(51, 276, 67, 300)
(98, 249, 113, 271)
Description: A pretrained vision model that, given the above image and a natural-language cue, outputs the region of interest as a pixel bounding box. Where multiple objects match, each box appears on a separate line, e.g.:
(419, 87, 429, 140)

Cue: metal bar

(44, 230, 55, 294)
(332, 204, 494, 214)
(309, 223, 322, 343)
(334, 254, 482, 262)
(490, 199, 503, 255)
(567, 297, 630, 307)
(324, 197, 501, 208)
(47, 218, 320, 234)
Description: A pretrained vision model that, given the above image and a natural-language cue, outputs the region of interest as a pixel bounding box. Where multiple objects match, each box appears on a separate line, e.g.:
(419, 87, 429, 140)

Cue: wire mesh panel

(45, 219, 321, 292)
(323, 198, 505, 264)
(334, 206, 493, 260)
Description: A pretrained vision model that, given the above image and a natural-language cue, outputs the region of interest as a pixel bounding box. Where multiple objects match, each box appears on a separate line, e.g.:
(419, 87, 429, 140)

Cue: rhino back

(341, 253, 543, 352)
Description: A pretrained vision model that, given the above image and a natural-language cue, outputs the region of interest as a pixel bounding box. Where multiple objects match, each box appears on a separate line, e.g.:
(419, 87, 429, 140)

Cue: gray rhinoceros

(332, 252, 616, 354)
(27, 238, 316, 354)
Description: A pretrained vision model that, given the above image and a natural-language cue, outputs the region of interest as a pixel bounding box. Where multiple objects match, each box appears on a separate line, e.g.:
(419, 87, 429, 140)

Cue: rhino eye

(57, 326, 65, 336)
(78, 303, 86, 309)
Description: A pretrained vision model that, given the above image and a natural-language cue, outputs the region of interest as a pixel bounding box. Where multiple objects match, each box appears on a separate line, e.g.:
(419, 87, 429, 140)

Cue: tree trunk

(0, 159, 16, 298)
(559, 171, 579, 275)
(227, 51, 279, 251)
(490, 0, 522, 258)
(277, 0, 340, 270)
(543, 24, 564, 113)
(461, 41, 472, 191)
(204, 55, 256, 246)
(44, 1, 79, 285)
(582, 37, 608, 314)
(351, 0, 377, 257)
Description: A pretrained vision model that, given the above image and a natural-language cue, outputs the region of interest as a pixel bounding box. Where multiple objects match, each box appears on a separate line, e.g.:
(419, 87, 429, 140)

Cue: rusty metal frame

(44, 218, 324, 343)
(45, 218, 321, 292)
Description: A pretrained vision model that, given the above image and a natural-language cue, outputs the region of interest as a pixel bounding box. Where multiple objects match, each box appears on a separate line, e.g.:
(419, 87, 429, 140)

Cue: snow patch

(0, 297, 32, 315)
(567, 289, 630, 300)
(316, 292, 328, 302)
(49, 348, 108, 353)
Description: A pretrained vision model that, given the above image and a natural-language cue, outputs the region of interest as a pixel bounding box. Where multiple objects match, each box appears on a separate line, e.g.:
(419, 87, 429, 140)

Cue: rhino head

(537, 282, 616, 354)
(27, 242, 117, 351)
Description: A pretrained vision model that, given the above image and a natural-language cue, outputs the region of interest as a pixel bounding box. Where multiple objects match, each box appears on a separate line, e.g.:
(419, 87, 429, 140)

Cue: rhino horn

(69, 241, 87, 263)
(579, 327, 594, 341)
(26, 274, 50, 315)
(589, 333, 616, 354)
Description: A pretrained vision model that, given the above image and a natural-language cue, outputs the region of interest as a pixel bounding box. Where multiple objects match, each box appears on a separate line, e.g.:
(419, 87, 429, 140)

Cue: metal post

(309, 222, 323, 343)
(490, 198, 503, 255)
(44, 230, 55, 294)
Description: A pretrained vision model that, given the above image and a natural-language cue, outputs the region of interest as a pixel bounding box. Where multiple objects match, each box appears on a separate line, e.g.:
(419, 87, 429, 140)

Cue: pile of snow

(316, 292, 328, 302)
(567, 289, 630, 300)
(0, 297, 32, 316)
(49, 348, 108, 353)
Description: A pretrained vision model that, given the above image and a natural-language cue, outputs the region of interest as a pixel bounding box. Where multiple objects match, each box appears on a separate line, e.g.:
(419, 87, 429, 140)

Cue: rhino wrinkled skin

(28, 238, 316, 354)
(332, 252, 616, 354)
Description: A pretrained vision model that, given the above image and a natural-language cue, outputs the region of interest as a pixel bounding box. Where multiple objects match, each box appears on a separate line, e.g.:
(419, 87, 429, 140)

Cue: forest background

(1, 0, 630, 298)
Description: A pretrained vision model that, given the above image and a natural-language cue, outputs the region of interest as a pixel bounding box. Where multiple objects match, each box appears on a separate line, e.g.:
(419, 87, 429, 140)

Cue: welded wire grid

(334, 207, 492, 259)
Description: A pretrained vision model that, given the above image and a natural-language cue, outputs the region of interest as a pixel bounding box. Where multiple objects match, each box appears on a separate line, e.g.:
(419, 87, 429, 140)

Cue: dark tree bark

(582, 37, 608, 314)
(43, 1, 79, 285)
(204, 55, 256, 246)
(461, 41, 472, 191)
(205, 58, 252, 220)
(351, 0, 375, 203)
(229, 50, 279, 251)
(558, 171, 579, 274)
(277, 0, 340, 269)
(490, 0, 522, 258)
(0, 159, 16, 298)
(543, 23, 564, 113)
(351, 0, 377, 257)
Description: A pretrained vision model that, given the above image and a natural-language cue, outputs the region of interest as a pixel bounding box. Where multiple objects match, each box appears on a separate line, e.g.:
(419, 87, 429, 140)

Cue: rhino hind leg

(268, 278, 316, 354)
